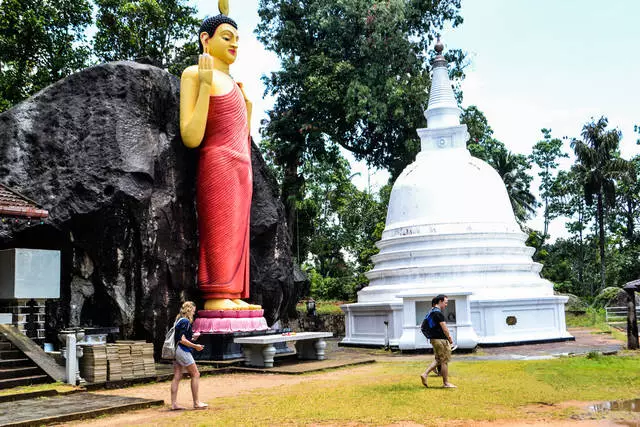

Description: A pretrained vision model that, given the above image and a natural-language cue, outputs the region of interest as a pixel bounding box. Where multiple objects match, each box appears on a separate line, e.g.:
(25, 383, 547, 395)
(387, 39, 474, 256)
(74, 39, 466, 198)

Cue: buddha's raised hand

(198, 53, 214, 87)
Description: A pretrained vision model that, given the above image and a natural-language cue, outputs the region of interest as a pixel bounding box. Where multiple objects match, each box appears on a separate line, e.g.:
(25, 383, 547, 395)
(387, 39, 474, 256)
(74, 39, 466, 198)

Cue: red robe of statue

(196, 84, 252, 300)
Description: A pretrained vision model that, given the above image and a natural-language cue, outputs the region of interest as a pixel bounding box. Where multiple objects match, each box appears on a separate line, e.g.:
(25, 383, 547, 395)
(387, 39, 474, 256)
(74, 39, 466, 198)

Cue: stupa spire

(424, 37, 461, 129)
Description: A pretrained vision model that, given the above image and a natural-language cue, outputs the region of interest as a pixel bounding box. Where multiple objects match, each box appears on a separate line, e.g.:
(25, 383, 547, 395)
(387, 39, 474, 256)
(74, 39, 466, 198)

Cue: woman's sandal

(193, 402, 209, 410)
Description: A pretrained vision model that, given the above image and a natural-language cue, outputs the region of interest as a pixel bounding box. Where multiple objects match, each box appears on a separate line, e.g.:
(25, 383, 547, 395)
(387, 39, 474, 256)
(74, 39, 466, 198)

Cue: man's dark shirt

(421, 308, 446, 339)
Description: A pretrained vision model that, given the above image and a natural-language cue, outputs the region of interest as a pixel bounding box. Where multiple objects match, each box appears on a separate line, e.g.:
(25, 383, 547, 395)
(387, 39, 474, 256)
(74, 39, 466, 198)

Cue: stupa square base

(341, 294, 572, 350)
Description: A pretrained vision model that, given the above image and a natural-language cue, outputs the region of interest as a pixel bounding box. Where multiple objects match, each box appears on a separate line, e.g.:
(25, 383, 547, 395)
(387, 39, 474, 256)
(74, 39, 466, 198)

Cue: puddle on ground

(589, 398, 640, 413)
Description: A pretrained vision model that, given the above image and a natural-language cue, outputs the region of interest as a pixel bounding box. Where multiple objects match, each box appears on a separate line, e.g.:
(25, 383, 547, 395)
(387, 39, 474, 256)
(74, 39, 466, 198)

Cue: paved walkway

(0, 392, 163, 427)
(325, 327, 624, 363)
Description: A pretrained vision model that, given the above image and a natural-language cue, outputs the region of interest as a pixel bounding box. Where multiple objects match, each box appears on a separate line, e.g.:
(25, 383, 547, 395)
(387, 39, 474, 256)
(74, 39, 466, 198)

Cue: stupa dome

(386, 146, 518, 235)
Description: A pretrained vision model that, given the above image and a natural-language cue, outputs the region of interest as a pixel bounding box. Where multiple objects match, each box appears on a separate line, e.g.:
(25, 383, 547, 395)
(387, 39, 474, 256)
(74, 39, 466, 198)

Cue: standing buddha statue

(180, 0, 261, 316)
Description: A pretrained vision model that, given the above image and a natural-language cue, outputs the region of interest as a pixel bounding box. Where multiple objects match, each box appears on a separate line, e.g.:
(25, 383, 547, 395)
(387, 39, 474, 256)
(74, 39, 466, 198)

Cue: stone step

(0, 358, 33, 368)
(0, 341, 13, 351)
(371, 245, 535, 264)
(0, 349, 23, 360)
(0, 366, 42, 380)
(0, 374, 51, 390)
(366, 262, 543, 280)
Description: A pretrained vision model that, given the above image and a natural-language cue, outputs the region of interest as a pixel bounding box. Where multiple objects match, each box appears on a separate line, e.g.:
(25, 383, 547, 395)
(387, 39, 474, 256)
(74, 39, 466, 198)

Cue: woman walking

(170, 301, 208, 410)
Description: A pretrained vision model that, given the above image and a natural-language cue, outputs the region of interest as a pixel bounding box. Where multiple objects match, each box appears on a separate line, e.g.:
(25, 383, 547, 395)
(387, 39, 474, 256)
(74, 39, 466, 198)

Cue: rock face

(0, 61, 296, 351)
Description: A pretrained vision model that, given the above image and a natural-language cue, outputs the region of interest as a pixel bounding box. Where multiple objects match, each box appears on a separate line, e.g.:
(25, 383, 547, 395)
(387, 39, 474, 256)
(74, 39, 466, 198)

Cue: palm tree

(491, 149, 538, 224)
(571, 117, 634, 293)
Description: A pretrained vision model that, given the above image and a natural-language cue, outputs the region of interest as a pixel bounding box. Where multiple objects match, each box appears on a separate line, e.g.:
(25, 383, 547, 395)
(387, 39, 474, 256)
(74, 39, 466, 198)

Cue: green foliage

(490, 149, 538, 224)
(0, 0, 92, 111)
(295, 300, 344, 315)
(257, 0, 465, 173)
(571, 117, 635, 291)
(592, 286, 623, 308)
(462, 106, 538, 224)
(257, 0, 466, 264)
(564, 307, 604, 327)
(530, 128, 568, 237)
(93, 0, 199, 73)
(306, 267, 361, 301)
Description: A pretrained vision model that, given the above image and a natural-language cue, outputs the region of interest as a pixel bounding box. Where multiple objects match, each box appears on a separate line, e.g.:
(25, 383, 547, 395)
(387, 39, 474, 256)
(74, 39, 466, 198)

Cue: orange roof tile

(0, 184, 48, 218)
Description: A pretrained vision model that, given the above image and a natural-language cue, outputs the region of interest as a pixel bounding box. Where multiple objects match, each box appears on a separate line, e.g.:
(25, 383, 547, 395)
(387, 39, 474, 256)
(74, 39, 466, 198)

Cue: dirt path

(63, 364, 378, 426)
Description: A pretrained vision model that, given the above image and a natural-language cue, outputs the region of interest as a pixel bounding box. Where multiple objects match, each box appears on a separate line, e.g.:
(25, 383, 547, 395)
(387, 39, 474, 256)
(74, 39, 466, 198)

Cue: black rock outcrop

(0, 61, 295, 351)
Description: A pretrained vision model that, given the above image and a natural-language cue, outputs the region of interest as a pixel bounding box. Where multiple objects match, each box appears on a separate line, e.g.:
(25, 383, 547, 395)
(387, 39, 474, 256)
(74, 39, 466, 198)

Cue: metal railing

(605, 306, 640, 324)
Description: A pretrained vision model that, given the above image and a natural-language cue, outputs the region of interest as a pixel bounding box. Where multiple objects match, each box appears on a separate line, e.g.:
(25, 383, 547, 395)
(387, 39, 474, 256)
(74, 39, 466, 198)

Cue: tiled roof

(0, 183, 48, 218)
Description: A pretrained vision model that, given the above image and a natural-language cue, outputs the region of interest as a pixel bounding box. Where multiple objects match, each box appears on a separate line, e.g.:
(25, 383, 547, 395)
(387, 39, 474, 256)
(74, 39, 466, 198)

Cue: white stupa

(341, 40, 571, 349)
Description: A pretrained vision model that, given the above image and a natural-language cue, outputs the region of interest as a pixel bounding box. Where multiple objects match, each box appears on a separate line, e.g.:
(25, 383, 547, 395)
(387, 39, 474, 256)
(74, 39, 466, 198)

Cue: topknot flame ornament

(219, 0, 229, 15)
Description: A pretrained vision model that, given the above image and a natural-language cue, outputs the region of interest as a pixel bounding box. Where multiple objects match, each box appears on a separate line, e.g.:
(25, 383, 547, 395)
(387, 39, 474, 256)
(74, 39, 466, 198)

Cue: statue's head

(199, 15, 239, 65)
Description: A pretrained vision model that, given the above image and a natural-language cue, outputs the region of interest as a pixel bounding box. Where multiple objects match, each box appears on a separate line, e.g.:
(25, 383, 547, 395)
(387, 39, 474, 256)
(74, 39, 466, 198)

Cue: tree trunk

(543, 198, 549, 238)
(626, 198, 635, 241)
(597, 192, 606, 293)
(626, 288, 639, 350)
(281, 152, 303, 263)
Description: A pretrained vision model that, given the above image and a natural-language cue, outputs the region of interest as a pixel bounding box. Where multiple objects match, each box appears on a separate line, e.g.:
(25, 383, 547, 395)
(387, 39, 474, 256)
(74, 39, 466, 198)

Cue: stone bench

(233, 332, 333, 368)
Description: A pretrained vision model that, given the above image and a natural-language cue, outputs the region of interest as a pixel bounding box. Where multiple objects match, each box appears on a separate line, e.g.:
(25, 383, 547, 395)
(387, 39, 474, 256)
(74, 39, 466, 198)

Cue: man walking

(420, 294, 456, 388)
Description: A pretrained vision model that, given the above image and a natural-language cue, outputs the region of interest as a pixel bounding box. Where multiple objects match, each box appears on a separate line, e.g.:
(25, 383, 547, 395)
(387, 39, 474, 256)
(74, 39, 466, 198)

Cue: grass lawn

(170, 355, 640, 426)
(0, 382, 77, 397)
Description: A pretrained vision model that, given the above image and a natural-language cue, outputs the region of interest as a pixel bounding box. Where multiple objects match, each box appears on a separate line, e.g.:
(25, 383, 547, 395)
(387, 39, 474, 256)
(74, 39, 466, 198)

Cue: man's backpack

(420, 308, 439, 339)
(161, 318, 182, 360)
(420, 315, 432, 339)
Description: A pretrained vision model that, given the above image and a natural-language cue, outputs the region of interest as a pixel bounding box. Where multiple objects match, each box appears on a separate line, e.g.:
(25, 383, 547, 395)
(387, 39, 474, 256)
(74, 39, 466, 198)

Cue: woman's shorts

(174, 346, 195, 367)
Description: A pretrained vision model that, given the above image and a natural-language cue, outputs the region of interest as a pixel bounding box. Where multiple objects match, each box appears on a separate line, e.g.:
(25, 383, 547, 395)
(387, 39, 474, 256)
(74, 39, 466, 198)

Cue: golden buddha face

(201, 23, 239, 65)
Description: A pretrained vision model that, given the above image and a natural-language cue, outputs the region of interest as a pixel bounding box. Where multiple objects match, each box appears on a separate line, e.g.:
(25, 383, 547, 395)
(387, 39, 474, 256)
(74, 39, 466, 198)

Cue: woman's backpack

(161, 318, 182, 359)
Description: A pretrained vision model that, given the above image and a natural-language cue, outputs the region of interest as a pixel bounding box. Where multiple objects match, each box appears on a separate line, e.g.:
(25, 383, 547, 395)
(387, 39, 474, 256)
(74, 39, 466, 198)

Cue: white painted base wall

(471, 296, 572, 344)
(341, 294, 571, 349)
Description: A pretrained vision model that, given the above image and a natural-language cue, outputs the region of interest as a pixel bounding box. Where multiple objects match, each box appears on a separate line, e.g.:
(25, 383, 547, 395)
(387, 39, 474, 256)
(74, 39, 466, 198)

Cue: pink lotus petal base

(198, 309, 264, 319)
(193, 316, 268, 334)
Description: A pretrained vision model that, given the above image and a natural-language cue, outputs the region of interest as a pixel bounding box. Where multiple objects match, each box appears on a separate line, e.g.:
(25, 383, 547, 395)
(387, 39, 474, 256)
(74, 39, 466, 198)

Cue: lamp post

(306, 298, 316, 317)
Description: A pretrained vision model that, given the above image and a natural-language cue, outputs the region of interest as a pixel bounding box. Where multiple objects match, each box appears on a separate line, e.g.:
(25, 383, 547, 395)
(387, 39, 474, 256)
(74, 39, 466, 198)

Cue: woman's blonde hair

(176, 301, 196, 323)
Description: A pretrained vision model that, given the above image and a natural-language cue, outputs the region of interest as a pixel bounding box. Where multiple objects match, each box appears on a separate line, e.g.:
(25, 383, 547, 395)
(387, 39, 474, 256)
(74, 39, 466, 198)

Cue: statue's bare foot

(204, 299, 239, 310)
(232, 299, 262, 310)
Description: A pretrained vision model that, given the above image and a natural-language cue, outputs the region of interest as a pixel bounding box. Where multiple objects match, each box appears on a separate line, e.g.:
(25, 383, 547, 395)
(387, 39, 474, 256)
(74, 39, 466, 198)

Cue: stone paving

(0, 392, 163, 427)
(326, 327, 625, 362)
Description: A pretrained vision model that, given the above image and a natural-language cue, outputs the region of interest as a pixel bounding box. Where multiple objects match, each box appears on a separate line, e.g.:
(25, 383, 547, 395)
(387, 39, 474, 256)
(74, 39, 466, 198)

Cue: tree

(548, 167, 595, 293)
(295, 150, 389, 300)
(0, 0, 92, 112)
(256, 0, 465, 254)
(611, 155, 640, 243)
(490, 149, 538, 224)
(93, 0, 199, 73)
(530, 128, 568, 238)
(571, 117, 634, 293)
(462, 105, 497, 160)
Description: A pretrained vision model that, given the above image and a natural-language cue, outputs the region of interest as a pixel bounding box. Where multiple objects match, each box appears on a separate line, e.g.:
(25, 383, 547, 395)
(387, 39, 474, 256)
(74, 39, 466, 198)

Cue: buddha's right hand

(198, 53, 214, 86)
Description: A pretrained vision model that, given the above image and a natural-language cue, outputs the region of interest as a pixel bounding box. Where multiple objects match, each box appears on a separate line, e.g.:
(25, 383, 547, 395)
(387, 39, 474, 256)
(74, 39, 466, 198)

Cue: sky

(193, 0, 640, 238)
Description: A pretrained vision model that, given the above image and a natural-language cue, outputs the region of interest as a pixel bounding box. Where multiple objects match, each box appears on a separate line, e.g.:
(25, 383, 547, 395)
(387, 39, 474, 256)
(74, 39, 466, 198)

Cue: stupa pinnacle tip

(435, 36, 444, 55)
